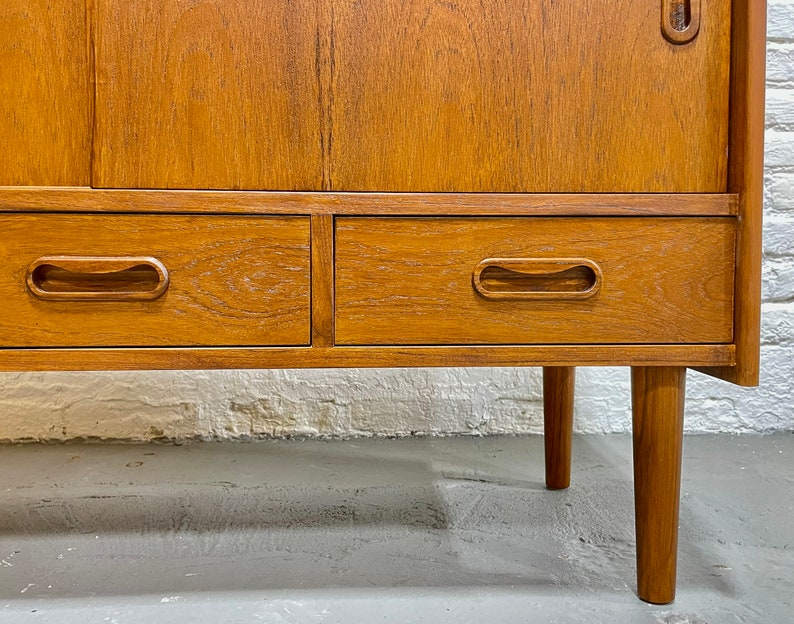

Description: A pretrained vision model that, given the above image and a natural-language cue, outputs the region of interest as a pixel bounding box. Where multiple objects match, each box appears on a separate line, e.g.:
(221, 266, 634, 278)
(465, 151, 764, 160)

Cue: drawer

(0, 215, 310, 347)
(335, 218, 736, 345)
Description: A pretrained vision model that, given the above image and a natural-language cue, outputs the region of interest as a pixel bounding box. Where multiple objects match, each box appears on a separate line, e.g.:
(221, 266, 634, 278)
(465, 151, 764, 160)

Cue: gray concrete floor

(0, 434, 791, 623)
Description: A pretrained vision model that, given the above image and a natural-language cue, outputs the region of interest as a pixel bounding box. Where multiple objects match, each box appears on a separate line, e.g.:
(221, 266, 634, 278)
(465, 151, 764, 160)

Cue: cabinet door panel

(94, 0, 323, 190)
(0, 0, 90, 186)
(330, 0, 731, 192)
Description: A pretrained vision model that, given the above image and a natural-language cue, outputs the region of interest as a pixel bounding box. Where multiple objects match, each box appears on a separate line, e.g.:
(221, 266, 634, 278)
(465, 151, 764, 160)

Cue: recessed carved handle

(662, 0, 701, 44)
(26, 256, 169, 301)
(472, 258, 602, 301)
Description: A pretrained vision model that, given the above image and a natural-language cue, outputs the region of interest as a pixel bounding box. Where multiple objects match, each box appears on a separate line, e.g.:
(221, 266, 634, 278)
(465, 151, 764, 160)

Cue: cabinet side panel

(696, 0, 766, 386)
(330, 0, 731, 192)
(94, 0, 323, 190)
(0, 0, 91, 186)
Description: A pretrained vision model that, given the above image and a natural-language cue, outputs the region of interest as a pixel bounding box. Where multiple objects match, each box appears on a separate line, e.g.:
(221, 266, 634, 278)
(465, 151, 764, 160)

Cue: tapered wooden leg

(543, 366, 575, 490)
(631, 366, 686, 604)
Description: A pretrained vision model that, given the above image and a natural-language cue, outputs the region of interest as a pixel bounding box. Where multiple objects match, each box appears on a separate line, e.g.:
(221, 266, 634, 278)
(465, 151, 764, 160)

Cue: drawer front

(335, 218, 736, 345)
(0, 215, 310, 347)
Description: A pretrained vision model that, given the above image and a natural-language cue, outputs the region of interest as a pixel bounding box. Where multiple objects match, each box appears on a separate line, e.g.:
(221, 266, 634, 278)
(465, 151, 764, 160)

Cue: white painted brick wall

(1, 10, 792, 441)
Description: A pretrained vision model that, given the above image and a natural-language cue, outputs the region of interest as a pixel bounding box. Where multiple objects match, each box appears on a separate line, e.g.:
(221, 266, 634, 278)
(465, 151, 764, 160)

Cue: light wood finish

(311, 215, 335, 347)
(335, 218, 736, 345)
(0, 215, 311, 347)
(661, 0, 702, 45)
(472, 258, 602, 302)
(93, 0, 323, 190)
(0, 345, 734, 373)
(0, 1, 90, 186)
(543, 367, 575, 490)
(330, 0, 731, 192)
(317, 0, 333, 191)
(0, 0, 768, 606)
(698, 0, 766, 386)
(632, 366, 686, 604)
(26, 256, 170, 302)
(0, 189, 739, 217)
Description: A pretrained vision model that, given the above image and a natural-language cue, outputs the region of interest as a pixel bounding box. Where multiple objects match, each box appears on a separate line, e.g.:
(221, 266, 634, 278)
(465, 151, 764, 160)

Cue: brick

(766, 43, 794, 86)
(688, 346, 794, 433)
(763, 217, 794, 257)
(764, 172, 794, 216)
(764, 131, 794, 168)
(762, 257, 794, 302)
(768, 1, 794, 40)
(766, 89, 794, 131)
(761, 304, 794, 346)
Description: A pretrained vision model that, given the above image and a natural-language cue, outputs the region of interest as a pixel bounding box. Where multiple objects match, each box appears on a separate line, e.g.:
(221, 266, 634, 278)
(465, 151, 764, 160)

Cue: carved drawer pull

(662, 0, 701, 44)
(26, 256, 170, 301)
(472, 258, 602, 301)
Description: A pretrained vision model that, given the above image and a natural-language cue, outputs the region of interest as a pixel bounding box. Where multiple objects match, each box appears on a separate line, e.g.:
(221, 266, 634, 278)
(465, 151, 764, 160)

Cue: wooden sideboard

(0, 0, 765, 604)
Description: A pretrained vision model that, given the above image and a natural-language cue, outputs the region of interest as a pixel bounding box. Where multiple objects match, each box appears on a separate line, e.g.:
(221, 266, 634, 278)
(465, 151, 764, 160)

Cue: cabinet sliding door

(0, 0, 91, 186)
(93, 0, 323, 190)
(329, 0, 732, 192)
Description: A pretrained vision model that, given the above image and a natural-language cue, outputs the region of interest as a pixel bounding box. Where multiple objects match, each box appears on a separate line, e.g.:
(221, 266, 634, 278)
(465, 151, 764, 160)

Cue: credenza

(0, 0, 766, 604)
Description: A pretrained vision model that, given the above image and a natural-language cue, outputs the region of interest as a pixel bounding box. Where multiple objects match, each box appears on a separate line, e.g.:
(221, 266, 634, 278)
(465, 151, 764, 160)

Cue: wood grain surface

(543, 366, 575, 490)
(311, 214, 335, 346)
(0, 215, 311, 347)
(0, 345, 734, 373)
(0, 189, 738, 216)
(632, 366, 686, 604)
(335, 218, 736, 345)
(0, 0, 91, 186)
(330, 0, 731, 192)
(93, 0, 323, 189)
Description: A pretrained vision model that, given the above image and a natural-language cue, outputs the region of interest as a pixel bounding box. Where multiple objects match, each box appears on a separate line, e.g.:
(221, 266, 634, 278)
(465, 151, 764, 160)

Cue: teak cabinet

(0, 0, 766, 604)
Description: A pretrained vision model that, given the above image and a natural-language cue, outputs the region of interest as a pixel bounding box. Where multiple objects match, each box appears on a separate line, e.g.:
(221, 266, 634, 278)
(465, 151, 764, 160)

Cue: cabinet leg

(543, 366, 575, 490)
(631, 366, 686, 604)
